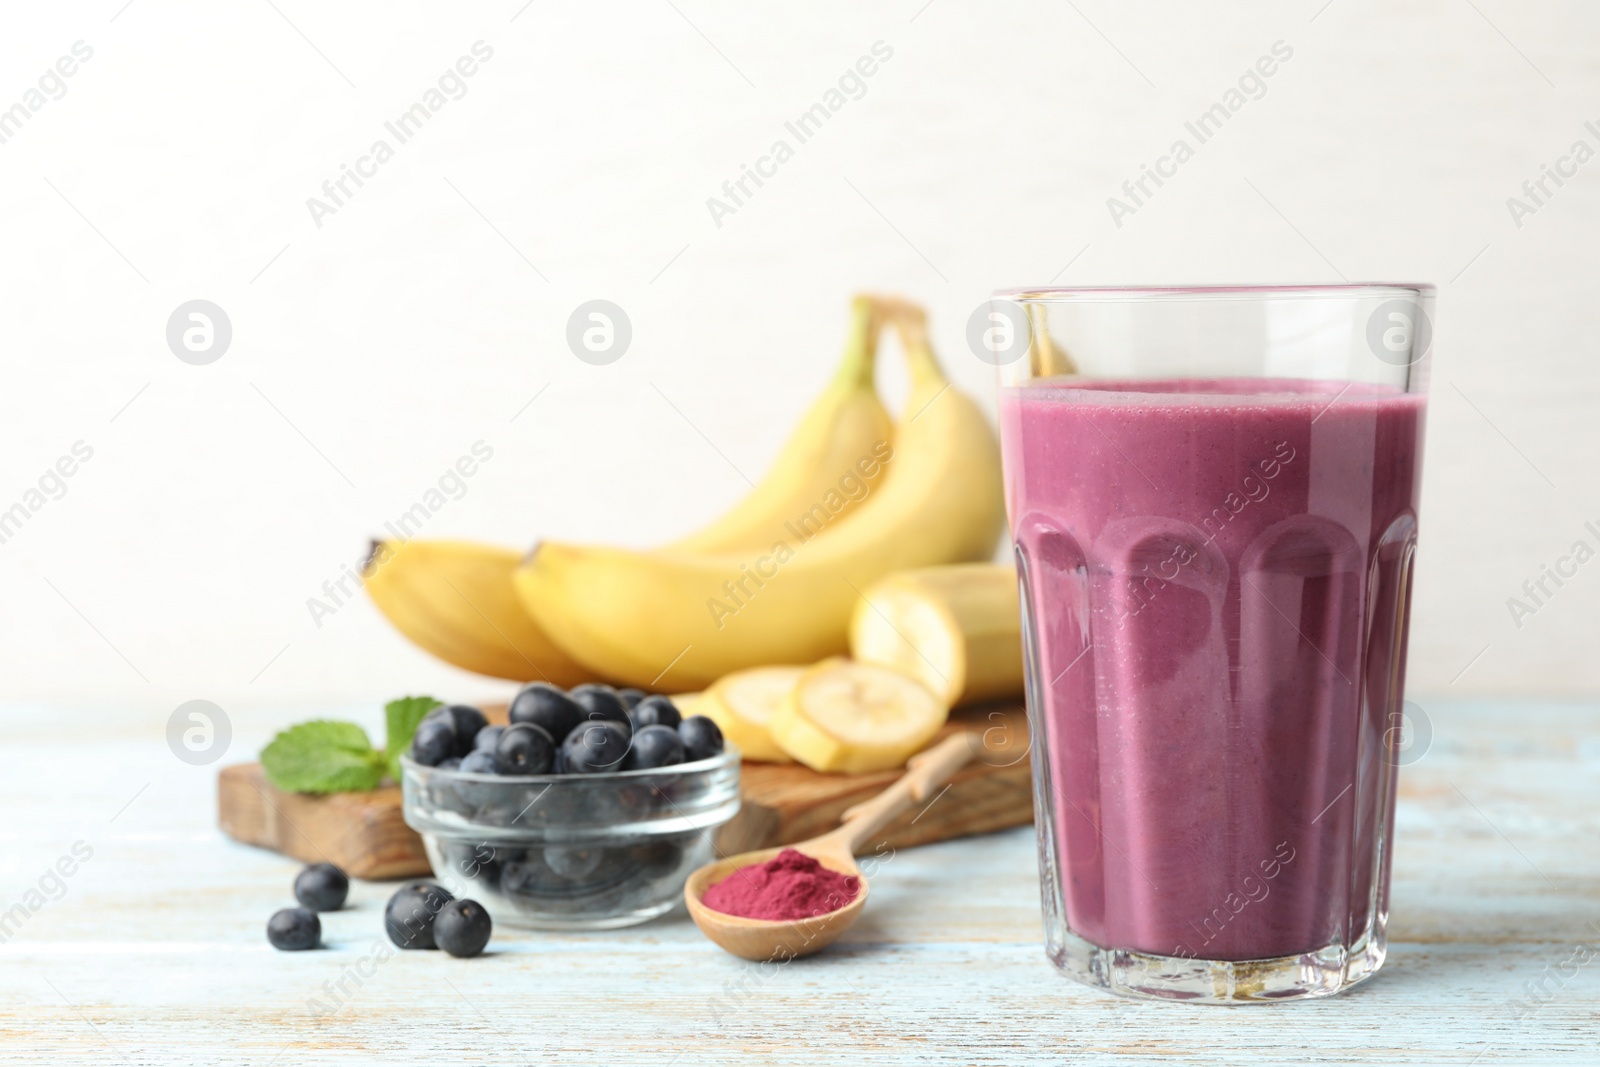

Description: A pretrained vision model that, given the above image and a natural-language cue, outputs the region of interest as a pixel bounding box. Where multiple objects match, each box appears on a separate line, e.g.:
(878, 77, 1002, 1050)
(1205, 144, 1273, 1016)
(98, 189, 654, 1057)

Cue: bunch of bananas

(363, 295, 1011, 712)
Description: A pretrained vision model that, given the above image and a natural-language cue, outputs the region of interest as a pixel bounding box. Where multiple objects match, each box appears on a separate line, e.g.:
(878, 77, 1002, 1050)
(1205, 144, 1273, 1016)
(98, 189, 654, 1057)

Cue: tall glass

(993, 284, 1431, 1002)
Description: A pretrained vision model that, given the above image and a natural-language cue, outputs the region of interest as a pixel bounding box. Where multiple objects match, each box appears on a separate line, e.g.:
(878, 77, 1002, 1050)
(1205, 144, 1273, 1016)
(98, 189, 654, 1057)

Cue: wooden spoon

(684, 733, 975, 961)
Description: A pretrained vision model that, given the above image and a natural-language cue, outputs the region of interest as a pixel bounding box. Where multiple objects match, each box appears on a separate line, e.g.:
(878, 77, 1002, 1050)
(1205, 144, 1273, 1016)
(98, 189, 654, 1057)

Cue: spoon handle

(825, 732, 976, 855)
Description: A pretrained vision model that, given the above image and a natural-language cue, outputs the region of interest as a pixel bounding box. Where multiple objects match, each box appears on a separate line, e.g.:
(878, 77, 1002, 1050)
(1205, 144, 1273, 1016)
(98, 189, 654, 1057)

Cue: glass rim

(994, 282, 1435, 302)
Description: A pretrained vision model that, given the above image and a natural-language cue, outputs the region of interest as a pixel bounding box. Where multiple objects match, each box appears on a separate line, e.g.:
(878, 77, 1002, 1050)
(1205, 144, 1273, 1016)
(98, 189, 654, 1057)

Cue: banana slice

(669, 692, 706, 719)
(849, 563, 1022, 707)
(770, 659, 949, 774)
(702, 667, 805, 763)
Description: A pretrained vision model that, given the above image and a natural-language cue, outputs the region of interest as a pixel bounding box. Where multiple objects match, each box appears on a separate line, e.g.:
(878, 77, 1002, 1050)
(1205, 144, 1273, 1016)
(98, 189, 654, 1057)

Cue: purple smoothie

(1000, 378, 1425, 962)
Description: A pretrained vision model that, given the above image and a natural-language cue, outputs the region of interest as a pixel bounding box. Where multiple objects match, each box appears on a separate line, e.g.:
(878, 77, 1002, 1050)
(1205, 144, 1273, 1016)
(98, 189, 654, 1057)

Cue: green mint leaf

(384, 695, 443, 782)
(261, 720, 385, 794)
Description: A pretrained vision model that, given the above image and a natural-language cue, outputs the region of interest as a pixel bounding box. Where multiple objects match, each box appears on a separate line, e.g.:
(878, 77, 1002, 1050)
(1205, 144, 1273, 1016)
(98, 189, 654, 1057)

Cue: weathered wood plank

(0, 700, 1595, 1065)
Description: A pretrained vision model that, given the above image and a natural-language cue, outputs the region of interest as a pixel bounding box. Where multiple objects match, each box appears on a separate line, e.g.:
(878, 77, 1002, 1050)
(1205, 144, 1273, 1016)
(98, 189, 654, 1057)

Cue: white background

(0, 0, 1594, 728)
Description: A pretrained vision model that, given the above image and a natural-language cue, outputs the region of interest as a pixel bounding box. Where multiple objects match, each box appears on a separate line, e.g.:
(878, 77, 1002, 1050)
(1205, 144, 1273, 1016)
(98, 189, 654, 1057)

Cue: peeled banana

(768, 658, 949, 773)
(849, 563, 1023, 707)
(362, 539, 593, 686)
(513, 302, 1008, 691)
(365, 297, 894, 683)
(700, 666, 803, 763)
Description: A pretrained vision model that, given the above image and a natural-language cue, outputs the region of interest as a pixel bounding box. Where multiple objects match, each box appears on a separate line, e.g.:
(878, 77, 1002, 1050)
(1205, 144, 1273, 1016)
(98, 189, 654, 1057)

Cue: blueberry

(267, 907, 320, 951)
(630, 839, 686, 879)
(563, 720, 631, 773)
(384, 881, 454, 949)
(473, 724, 506, 753)
(433, 899, 493, 958)
(499, 859, 548, 898)
(496, 723, 555, 775)
(678, 715, 724, 761)
(630, 695, 681, 730)
(439, 704, 488, 755)
(625, 724, 685, 770)
(542, 845, 605, 880)
(570, 684, 629, 727)
(438, 757, 462, 771)
(459, 749, 501, 775)
(410, 717, 456, 766)
(508, 682, 584, 743)
(601, 711, 633, 743)
(293, 863, 349, 912)
(617, 687, 647, 710)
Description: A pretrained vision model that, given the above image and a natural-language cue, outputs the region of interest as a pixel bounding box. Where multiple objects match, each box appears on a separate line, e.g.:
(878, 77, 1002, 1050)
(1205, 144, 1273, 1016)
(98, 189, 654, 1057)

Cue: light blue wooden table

(0, 699, 1592, 1065)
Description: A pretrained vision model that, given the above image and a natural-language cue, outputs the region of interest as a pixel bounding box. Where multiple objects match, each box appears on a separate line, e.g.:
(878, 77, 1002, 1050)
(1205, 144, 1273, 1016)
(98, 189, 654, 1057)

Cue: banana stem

(882, 299, 947, 390)
(832, 296, 880, 388)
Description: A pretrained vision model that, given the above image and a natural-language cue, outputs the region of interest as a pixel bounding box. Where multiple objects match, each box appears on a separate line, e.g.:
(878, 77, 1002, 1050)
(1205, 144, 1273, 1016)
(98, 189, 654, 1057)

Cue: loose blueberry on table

(293, 862, 349, 912)
(385, 882, 455, 950)
(432, 899, 493, 958)
(267, 907, 321, 951)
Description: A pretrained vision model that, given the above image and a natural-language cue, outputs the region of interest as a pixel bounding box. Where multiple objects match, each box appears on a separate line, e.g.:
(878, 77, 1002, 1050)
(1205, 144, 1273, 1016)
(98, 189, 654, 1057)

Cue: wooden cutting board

(216, 703, 1034, 880)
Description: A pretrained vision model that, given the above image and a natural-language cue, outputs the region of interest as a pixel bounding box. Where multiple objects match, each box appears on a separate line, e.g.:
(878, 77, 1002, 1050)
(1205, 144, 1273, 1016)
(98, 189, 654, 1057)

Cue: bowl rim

(398, 744, 741, 784)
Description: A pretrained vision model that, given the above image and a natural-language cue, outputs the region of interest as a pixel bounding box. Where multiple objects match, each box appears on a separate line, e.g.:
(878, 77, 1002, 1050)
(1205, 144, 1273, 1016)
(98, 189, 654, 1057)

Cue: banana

(1025, 300, 1078, 378)
(362, 539, 593, 685)
(513, 304, 1008, 691)
(364, 298, 893, 683)
(669, 296, 893, 553)
(849, 563, 1022, 707)
(700, 666, 804, 763)
(768, 658, 949, 773)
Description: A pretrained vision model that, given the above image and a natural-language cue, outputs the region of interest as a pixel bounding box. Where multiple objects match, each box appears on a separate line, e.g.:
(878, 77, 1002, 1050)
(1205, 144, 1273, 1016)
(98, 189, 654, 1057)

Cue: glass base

(1049, 929, 1386, 1004)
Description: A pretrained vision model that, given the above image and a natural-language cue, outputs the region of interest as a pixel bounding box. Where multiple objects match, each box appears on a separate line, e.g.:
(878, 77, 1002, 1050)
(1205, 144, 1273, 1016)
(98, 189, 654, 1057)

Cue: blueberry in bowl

(563, 720, 631, 773)
(410, 716, 456, 767)
(630, 695, 682, 731)
(496, 723, 556, 775)
(569, 684, 630, 728)
(399, 685, 739, 930)
(508, 682, 584, 743)
(679, 715, 724, 763)
(430, 704, 488, 756)
(625, 725, 684, 770)
(459, 750, 500, 776)
(473, 724, 506, 753)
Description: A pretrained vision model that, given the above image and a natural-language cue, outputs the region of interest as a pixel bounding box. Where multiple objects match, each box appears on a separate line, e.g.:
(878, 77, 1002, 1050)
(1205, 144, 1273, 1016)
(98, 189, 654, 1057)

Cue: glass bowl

(399, 749, 741, 930)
